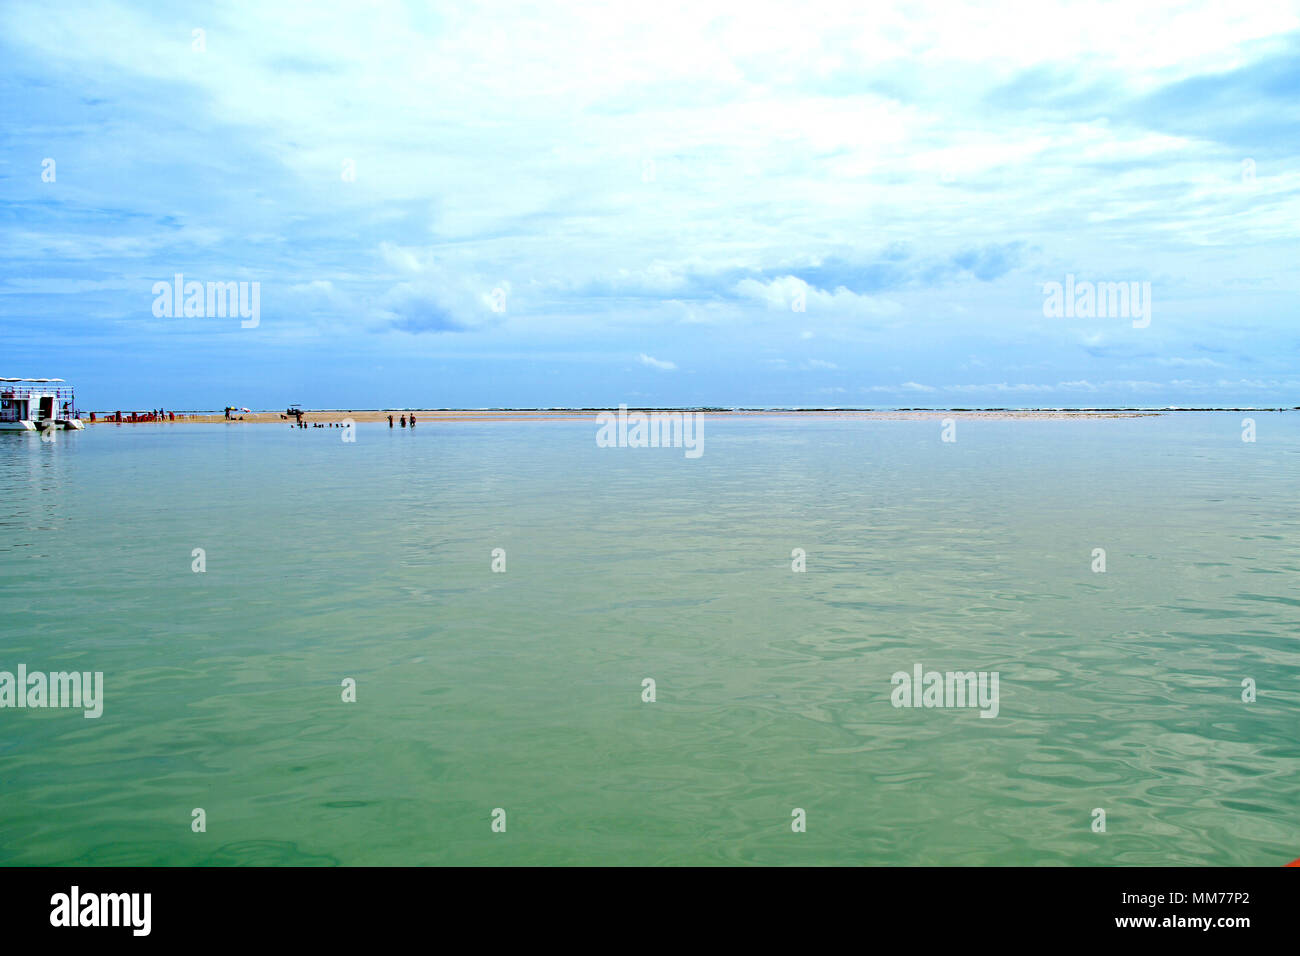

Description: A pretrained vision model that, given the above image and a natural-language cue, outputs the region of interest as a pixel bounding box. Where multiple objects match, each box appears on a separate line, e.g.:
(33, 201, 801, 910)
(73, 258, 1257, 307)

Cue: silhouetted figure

(409, 413, 417, 427)
(388, 414, 394, 428)
(400, 415, 407, 427)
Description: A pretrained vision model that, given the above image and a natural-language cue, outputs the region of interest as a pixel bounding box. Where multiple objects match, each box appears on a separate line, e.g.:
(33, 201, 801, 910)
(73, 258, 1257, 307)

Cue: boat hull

(0, 420, 83, 431)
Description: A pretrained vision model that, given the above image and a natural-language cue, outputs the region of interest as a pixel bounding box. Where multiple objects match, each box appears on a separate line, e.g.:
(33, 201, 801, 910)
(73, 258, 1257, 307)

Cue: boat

(0, 378, 85, 431)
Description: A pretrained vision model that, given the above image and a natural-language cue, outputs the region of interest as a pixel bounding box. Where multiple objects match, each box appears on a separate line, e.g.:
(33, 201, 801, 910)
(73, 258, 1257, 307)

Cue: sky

(2, 0, 1298, 409)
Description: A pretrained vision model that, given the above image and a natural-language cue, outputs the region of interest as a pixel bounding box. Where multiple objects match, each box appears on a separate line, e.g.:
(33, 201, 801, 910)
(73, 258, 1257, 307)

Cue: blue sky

(2, 1, 1298, 409)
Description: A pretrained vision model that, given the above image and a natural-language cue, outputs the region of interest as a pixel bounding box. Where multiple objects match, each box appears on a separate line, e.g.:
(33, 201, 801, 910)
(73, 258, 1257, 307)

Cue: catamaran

(0, 378, 84, 431)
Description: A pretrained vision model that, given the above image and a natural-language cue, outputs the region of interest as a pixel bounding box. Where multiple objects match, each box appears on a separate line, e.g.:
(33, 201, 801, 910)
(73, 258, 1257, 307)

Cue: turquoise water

(1, 414, 1298, 866)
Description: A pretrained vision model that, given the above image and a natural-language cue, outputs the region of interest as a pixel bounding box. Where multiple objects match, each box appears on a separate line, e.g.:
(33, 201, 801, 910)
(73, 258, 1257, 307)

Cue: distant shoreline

(78, 407, 1296, 425)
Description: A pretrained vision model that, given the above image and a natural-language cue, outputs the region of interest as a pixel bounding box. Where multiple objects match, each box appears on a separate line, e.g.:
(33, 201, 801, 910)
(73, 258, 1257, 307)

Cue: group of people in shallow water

(286, 413, 419, 429)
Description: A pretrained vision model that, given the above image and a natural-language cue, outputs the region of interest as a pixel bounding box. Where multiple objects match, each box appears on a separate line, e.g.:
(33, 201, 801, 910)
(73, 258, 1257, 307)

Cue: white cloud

(638, 353, 677, 370)
(734, 276, 901, 317)
(1155, 357, 1223, 367)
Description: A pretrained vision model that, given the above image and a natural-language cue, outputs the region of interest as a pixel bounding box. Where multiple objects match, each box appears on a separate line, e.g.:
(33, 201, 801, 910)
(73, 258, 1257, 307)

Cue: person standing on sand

(400, 415, 407, 428)
(388, 414, 394, 427)
(409, 413, 417, 427)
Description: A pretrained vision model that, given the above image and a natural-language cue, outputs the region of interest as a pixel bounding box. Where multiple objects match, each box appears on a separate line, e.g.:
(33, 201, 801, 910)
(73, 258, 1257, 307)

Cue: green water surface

(1, 414, 1297, 865)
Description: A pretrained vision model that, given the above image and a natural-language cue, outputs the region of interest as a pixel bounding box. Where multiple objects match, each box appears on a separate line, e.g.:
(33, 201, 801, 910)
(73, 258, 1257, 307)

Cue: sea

(1, 413, 1297, 865)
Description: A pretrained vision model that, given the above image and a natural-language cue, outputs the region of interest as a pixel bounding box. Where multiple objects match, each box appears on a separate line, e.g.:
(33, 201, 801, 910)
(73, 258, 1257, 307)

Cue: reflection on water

(0, 416, 1297, 865)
